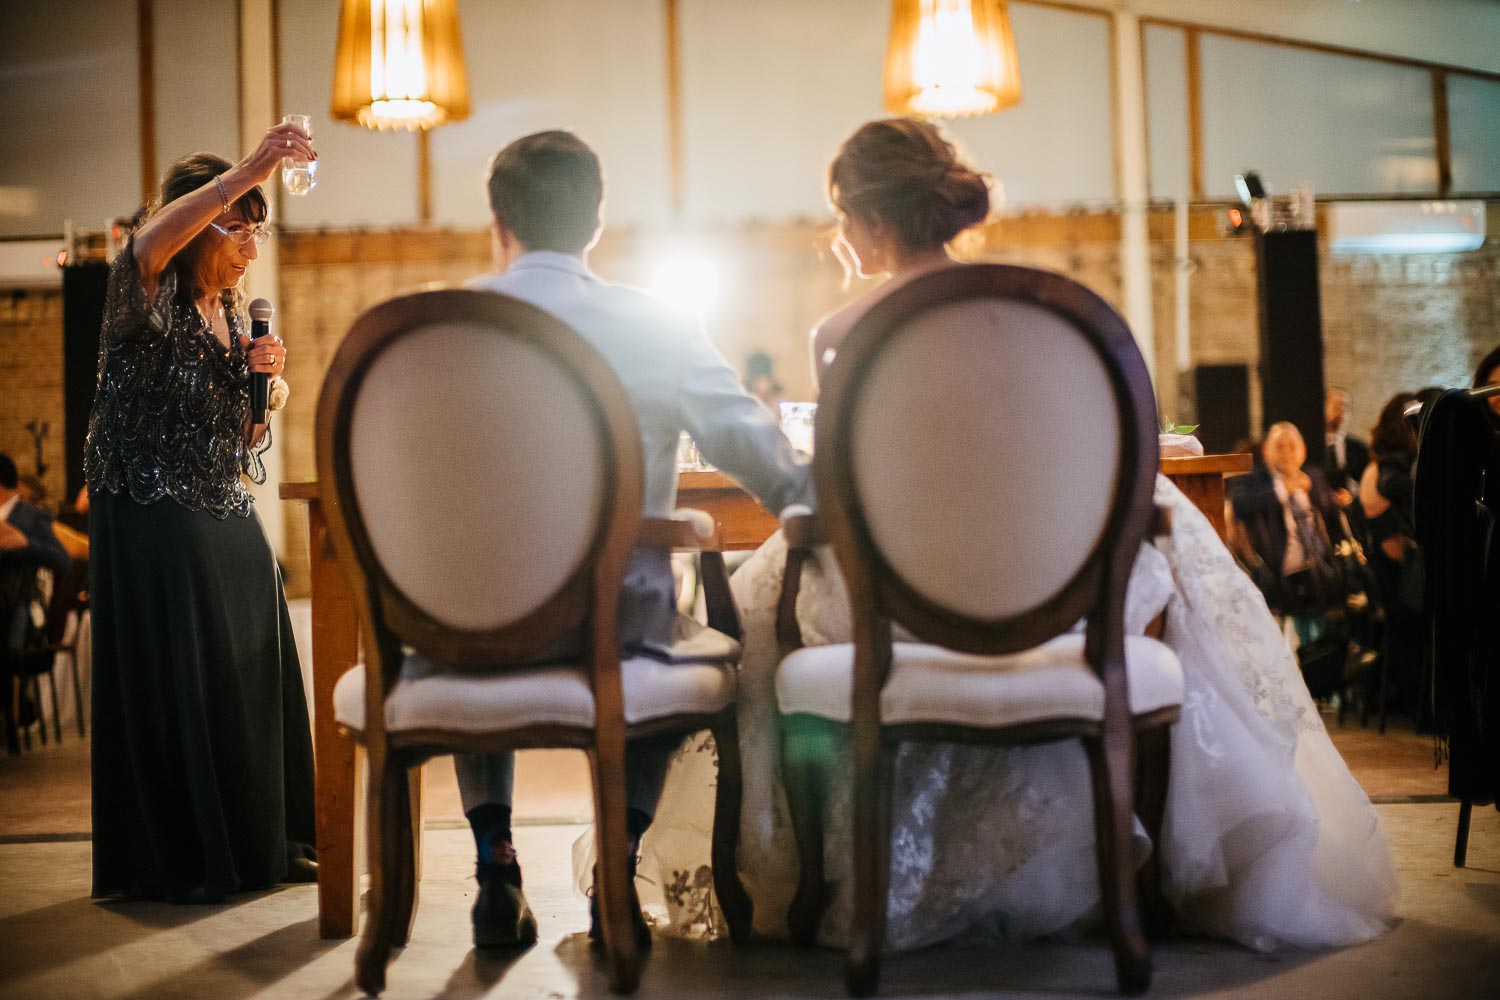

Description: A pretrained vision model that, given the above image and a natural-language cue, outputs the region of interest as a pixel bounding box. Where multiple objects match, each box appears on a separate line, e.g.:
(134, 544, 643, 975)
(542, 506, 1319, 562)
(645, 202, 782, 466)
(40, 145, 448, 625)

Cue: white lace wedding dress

(576, 476, 1398, 952)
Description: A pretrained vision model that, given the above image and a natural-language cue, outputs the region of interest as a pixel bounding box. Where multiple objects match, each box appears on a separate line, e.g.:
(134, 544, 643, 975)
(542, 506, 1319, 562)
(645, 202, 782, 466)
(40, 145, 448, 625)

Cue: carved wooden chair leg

(1134, 724, 1175, 939)
(845, 741, 893, 998)
(780, 715, 832, 947)
(355, 751, 402, 996)
(1086, 735, 1151, 996)
(590, 746, 643, 994)
(391, 762, 420, 947)
(710, 714, 754, 944)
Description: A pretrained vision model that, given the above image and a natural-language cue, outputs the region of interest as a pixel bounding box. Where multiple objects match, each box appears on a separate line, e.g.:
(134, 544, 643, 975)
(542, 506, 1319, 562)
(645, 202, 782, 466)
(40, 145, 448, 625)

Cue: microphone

(248, 298, 273, 424)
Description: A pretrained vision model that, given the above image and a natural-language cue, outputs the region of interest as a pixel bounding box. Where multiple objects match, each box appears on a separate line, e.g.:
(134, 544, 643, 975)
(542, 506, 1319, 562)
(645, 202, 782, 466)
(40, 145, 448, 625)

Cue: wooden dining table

(283, 451, 1251, 938)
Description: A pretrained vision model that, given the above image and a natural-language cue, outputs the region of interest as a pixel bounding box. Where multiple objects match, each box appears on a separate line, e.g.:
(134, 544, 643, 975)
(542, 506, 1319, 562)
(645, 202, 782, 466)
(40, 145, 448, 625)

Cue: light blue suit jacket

(466, 252, 814, 655)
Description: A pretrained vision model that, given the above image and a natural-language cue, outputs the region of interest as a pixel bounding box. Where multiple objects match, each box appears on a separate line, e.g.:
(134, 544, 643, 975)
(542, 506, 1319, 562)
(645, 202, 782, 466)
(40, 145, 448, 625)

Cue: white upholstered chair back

(317, 289, 642, 659)
(817, 265, 1156, 646)
(351, 324, 603, 631)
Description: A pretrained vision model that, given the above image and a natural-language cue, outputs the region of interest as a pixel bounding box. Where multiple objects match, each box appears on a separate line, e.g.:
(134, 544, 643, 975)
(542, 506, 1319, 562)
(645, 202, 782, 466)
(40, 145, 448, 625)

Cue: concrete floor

(2, 727, 1498, 999)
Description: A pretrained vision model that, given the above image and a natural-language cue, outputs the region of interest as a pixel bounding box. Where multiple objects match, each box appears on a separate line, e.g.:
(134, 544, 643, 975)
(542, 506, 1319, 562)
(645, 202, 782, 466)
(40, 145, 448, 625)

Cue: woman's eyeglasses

(208, 222, 274, 246)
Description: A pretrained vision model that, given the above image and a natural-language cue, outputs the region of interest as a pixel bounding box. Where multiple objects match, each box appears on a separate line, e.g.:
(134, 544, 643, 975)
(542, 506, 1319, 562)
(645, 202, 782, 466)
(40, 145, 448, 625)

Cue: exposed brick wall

(11, 206, 1495, 597)
(0, 290, 67, 504)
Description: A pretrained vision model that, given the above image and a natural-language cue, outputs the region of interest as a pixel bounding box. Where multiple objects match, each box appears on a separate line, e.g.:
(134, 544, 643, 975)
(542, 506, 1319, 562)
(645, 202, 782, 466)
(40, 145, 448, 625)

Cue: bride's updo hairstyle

(828, 117, 992, 253)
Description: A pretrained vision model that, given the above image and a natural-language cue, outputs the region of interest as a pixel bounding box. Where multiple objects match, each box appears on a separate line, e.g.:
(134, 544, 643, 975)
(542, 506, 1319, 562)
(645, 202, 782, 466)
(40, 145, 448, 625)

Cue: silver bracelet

(214, 174, 231, 214)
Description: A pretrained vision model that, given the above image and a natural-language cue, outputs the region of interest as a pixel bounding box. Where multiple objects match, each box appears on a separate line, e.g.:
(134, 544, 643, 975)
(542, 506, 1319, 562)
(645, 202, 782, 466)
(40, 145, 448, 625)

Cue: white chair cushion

(335, 655, 737, 735)
(776, 634, 1182, 728)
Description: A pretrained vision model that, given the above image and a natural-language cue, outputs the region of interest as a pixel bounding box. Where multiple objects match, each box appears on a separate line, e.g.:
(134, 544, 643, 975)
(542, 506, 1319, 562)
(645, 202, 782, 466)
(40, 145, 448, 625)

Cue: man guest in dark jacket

(1231, 423, 1342, 644)
(1324, 387, 1371, 506)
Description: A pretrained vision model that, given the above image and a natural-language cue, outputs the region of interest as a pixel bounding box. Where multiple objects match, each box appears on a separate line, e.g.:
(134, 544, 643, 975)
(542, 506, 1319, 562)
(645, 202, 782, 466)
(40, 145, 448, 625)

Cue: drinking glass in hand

(281, 114, 318, 195)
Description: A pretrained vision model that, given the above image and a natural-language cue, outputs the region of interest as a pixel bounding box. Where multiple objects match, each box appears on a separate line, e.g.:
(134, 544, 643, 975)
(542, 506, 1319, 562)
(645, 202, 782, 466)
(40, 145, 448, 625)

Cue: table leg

(308, 503, 361, 939)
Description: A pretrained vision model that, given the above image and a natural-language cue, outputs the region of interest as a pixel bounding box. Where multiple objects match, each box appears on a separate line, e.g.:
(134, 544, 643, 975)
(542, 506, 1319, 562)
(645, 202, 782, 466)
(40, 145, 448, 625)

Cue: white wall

(2, 0, 1497, 239)
(1449, 75, 1500, 193)
(153, 0, 239, 189)
(278, 0, 420, 228)
(431, 0, 672, 229)
(1199, 35, 1438, 199)
(1050, 0, 1500, 76)
(0, 0, 140, 238)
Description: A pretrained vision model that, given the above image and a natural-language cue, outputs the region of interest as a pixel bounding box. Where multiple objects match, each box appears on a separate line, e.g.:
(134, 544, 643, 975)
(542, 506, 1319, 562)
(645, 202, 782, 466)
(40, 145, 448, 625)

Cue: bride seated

(591, 117, 1397, 956)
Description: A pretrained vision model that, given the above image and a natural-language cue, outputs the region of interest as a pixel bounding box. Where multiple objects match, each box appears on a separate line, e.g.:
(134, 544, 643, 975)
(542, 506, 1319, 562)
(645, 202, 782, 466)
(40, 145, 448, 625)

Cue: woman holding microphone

(87, 121, 317, 903)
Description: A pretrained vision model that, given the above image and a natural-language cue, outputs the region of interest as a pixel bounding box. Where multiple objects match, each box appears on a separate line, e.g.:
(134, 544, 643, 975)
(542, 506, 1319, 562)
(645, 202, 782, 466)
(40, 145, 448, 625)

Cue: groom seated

(406, 129, 814, 948)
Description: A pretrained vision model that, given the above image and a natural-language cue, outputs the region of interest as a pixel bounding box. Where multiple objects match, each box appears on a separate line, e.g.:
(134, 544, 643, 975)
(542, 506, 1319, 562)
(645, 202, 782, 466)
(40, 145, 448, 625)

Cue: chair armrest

(776, 506, 824, 652)
(638, 508, 721, 551)
(779, 505, 823, 549)
(640, 510, 742, 642)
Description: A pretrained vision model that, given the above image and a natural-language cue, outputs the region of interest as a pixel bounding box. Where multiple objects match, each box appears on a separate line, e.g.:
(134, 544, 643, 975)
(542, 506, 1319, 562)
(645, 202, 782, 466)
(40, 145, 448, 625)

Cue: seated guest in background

(638, 116, 1394, 957)
(1232, 422, 1344, 644)
(0, 454, 71, 577)
(1324, 386, 1369, 524)
(415, 129, 813, 949)
(1361, 392, 1426, 724)
(1, 453, 71, 750)
(744, 350, 785, 422)
(1475, 345, 1500, 424)
(86, 126, 317, 904)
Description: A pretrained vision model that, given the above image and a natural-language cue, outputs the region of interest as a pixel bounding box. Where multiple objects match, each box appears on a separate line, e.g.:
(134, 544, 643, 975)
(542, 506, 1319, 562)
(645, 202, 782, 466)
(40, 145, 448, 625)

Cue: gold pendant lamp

(331, 0, 471, 131)
(884, 0, 1022, 118)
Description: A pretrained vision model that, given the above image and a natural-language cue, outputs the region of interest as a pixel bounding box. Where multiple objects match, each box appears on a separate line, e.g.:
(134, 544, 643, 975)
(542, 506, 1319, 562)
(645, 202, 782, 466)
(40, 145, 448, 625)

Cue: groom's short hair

(486, 130, 603, 254)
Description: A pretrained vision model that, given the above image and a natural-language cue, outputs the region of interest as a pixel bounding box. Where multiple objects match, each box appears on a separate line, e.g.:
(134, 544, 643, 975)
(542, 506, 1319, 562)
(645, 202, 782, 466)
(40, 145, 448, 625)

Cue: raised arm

(679, 328, 814, 517)
(132, 121, 315, 287)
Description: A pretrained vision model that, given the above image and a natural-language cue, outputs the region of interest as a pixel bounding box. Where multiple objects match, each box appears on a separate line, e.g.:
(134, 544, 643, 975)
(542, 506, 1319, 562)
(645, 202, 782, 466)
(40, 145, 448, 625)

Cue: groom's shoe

(472, 859, 538, 949)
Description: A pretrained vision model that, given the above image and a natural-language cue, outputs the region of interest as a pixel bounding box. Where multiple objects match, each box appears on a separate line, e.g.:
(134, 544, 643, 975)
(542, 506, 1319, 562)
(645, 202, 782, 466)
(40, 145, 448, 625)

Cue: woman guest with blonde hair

(87, 122, 318, 903)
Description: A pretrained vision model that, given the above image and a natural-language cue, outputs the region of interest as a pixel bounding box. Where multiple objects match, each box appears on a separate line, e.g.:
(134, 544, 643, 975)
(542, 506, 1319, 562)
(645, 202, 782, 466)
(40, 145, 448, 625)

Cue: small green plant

(1161, 418, 1199, 435)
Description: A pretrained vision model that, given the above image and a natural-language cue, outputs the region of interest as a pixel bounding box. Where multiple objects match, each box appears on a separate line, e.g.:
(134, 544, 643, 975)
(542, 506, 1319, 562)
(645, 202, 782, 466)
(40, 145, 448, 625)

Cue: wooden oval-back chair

(775, 264, 1184, 996)
(316, 288, 751, 995)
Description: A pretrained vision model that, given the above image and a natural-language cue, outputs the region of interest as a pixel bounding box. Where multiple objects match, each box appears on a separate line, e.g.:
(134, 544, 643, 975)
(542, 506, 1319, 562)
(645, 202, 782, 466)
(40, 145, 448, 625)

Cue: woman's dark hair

(828, 117, 991, 253)
(1369, 391, 1418, 458)
(150, 152, 268, 305)
(1473, 344, 1500, 389)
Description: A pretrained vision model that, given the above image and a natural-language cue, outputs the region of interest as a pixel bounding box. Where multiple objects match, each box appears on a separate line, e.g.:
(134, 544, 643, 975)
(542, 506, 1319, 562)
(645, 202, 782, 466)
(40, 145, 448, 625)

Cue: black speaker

(62, 261, 108, 504)
(1181, 363, 1252, 457)
(1255, 230, 1326, 464)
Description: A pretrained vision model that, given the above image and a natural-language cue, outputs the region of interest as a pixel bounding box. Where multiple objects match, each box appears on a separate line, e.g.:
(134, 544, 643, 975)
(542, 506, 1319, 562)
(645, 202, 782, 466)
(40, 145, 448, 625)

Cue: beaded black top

(84, 240, 269, 519)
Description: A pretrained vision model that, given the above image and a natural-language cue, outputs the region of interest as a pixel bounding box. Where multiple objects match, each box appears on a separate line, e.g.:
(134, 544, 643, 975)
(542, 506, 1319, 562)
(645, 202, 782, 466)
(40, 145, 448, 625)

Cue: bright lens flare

(650, 255, 720, 318)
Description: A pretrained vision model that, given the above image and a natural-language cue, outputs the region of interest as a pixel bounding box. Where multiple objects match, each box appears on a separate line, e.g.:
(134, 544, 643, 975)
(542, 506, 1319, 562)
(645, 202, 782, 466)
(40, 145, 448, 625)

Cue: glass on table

(780, 401, 817, 457)
(677, 431, 702, 471)
(281, 114, 318, 195)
